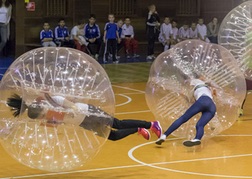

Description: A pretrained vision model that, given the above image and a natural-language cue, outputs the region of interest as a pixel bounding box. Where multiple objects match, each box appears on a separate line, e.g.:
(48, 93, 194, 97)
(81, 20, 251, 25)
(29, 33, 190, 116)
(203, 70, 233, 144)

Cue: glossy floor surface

(0, 63, 251, 179)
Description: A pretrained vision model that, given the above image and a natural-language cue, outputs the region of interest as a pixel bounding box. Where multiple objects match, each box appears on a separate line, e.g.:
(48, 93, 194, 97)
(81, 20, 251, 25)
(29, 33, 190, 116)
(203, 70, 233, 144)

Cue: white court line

(128, 139, 252, 178)
(115, 94, 132, 107)
(112, 85, 145, 94)
(0, 135, 251, 179)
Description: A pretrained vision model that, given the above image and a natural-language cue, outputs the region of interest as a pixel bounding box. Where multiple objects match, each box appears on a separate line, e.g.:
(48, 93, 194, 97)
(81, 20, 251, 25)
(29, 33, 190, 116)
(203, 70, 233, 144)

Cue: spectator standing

(146, 4, 160, 61)
(0, 0, 11, 55)
(103, 14, 120, 63)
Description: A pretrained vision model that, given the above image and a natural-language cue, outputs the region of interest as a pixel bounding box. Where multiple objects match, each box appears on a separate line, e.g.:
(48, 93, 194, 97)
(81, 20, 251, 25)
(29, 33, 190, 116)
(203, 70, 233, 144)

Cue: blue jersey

(84, 23, 101, 40)
(54, 26, 69, 39)
(104, 22, 118, 39)
(40, 29, 54, 41)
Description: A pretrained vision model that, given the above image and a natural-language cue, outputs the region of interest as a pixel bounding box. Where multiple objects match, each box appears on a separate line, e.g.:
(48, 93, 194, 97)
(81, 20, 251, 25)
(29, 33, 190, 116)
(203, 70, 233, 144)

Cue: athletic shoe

(155, 134, 166, 145)
(183, 139, 201, 147)
(126, 55, 131, 59)
(150, 121, 162, 138)
(138, 128, 150, 140)
(113, 60, 119, 64)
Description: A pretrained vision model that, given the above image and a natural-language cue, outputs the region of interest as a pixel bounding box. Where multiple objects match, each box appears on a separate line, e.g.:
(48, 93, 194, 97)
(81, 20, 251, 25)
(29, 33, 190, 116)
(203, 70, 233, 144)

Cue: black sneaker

(183, 139, 201, 147)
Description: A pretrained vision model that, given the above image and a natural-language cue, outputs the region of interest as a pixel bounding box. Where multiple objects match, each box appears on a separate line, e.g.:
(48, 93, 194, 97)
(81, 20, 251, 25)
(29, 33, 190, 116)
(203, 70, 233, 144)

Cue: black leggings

(108, 118, 152, 141)
(79, 104, 152, 141)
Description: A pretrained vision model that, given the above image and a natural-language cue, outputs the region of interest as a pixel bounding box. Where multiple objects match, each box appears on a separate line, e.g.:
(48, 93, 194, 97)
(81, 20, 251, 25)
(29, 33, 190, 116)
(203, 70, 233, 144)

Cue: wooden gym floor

(0, 63, 252, 179)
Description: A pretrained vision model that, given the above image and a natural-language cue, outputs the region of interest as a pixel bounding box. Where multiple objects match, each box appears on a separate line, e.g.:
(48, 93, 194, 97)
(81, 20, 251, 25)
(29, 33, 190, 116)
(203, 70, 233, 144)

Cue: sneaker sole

(155, 139, 165, 145)
(183, 140, 201, 147)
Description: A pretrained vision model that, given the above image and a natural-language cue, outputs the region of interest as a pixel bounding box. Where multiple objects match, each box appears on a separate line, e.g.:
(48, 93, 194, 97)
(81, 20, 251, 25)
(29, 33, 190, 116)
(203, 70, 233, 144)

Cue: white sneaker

(155, 134, 166, 145)
(183, 139, 201, 147)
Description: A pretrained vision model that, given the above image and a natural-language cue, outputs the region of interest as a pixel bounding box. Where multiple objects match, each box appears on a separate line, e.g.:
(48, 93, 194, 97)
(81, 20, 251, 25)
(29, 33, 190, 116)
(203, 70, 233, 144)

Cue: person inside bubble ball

(156, 74, 217, 147)
(7, 93, 162, 141)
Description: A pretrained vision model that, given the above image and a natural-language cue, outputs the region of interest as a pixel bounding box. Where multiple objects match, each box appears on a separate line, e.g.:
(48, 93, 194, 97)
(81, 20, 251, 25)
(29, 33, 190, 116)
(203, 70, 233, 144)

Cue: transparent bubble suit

(0, 47, 115, 172)
(218, 1, 252, 79)
(146, 40, 246, 139)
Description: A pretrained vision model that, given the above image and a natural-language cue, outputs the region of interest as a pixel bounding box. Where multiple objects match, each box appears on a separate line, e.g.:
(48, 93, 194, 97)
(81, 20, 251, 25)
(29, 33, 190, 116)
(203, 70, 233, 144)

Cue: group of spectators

(146, 4, 219, 61)
(40, 14, 139, 63)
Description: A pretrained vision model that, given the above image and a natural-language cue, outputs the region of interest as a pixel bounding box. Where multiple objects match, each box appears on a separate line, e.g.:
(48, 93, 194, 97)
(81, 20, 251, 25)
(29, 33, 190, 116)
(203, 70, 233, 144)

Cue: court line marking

(112, 85, 145, 94)
(0, 134, 251, 179)
(115, 94, 132, 107)
(128, 139, 252, 178)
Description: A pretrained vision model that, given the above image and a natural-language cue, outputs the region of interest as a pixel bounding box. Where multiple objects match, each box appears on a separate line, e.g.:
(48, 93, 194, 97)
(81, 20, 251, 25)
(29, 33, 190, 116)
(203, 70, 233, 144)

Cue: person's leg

(147, 34, 155, 56)
(95, 38, 102, 55)
(108, 128, 138, 141)
(195, 111, 216, 140)
(87, 42, 95, 55)
(103, 39, 109, 62)
(112, 118, 151, 129)
(0, 24, 8, 53)
(132, 39, 139, 55)
(124, 39, 131, 56)
(163, 102, 203, 136)
(111, 39, 117, 62)
(183, 97, 216, 147)
(112, 118, 162, 138)
(156, 98, 204, 145)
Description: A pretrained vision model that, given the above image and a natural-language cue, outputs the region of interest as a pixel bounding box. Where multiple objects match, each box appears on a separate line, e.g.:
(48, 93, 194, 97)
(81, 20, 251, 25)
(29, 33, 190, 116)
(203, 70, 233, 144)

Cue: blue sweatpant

(164, 95, 216, 140)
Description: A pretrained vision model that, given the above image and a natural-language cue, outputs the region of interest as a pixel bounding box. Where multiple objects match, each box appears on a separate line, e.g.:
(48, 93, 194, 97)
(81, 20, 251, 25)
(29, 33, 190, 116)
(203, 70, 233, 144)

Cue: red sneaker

(150, 121, 162, 138)
(138, 128, 150, 140)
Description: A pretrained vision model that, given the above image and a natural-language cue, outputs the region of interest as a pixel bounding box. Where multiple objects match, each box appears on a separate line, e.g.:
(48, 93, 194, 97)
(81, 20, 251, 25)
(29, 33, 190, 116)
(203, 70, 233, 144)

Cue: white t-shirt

(0, 6, 10, 24)
(159, 23, 173, 42)
(178, 27, 189, 39)
(70, 25, 82, 40)
(172, 27, 178, 40)
(51, 96, 89, 125)
(189, 28, 198, 39)
(197, 24, 207, 38)
(190, 79, 213, 100)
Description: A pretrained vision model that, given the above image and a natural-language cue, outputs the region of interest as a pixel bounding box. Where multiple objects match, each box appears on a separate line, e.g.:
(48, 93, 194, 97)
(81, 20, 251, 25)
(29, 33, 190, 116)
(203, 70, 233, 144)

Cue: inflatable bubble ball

(0, 47, 115, 172)
(146, 40, 246, 140)
(218, 1, 252, 79)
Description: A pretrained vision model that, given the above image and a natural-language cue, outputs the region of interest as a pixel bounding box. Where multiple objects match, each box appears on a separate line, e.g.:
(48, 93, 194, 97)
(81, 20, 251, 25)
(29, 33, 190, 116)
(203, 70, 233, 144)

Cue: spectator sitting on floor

(84, 14, 102, 60)
(71, 19, 89, 53)
(170, 20, 179, 48)
(54, 18, 74, 47)
(197, 18, 210, 43)
(40, 22, 56, 47)
(121, 17, 140, 58)
(189, 22, 198, 39)
(178, 23, 190, 41)
(158, 16, 173, 51)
